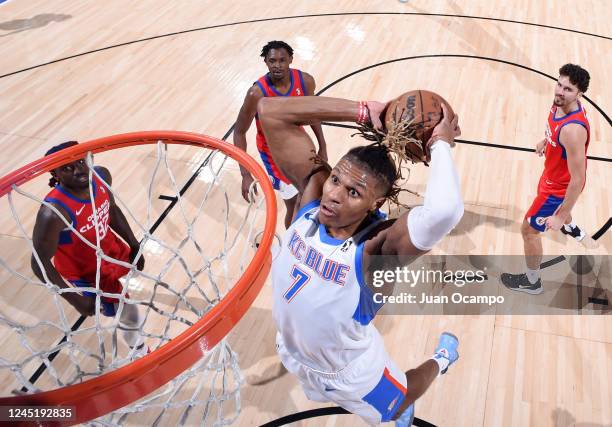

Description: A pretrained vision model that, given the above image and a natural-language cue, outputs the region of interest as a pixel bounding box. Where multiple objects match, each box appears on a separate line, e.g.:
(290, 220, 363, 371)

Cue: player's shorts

(525, 192, 564, 232)
(269, 174, 299, 200)
(68, 245, 132, 317)
(256, 144, 298, 200)
(276, 332, 407, 425)
(70, 278, 123, 316)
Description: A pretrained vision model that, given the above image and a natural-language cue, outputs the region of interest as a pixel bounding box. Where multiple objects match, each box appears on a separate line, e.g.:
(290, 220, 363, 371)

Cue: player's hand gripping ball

(383, 90, 456, 164)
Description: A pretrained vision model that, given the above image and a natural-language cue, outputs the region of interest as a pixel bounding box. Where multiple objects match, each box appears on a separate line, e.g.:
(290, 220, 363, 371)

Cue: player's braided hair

(45, 141, 79, 187)
(350, 111, 426, 209)
(343, 143, 415, 209)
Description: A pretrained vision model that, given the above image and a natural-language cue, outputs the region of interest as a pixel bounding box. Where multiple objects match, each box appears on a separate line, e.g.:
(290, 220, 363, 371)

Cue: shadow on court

(0, 14, 71, 38)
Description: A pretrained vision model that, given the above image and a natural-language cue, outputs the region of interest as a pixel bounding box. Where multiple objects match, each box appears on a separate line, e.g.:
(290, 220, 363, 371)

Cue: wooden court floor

(0, 1, 610, 426)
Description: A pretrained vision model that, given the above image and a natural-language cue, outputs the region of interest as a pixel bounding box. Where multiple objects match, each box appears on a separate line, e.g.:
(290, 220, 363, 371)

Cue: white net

(0, 138, 271, 426)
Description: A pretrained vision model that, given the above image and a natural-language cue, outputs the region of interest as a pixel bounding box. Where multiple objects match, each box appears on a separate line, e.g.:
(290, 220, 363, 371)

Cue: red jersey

(44, 174, 130, 294)
(254, 68, 307, 184)
(539, 101, 590, 197)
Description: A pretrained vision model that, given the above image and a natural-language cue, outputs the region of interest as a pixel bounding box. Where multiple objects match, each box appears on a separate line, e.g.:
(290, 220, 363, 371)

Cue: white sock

(432, 352, 450, 375)
(564, 222, 576, 231)
(526, 268, 540, 284)
(116, 303, 145, 348)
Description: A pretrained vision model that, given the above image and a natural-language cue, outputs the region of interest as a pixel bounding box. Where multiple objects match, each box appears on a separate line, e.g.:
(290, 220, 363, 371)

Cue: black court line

(20, 316, 86, 392)
(260, 406, 436, 427)
(317, 54, 611, 127)
(1, 11, 610, 80)
(321, 122, 612, 163)
(592, 217, 612, 240)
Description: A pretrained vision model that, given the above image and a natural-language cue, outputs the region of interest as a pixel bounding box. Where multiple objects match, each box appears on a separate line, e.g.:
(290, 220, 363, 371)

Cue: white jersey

(272, 200, 387, 373)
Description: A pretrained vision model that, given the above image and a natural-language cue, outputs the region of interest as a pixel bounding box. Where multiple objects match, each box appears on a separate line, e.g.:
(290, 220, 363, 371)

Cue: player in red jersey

(502, 64, 591, 294)
(233, 40, 327, 228)
(31, 141, 147, 356)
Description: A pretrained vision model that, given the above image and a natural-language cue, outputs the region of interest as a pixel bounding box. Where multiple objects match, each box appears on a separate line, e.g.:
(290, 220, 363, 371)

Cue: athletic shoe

(500, 273, 543, 295)
(561, 224, 586, 242)
(130, 344, 149, 360)
(433, 332, 459, 375)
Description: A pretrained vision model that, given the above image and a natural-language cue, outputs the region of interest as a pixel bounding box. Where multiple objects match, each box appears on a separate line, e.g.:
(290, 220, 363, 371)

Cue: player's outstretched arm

(373, 104, 464, 257)
(31, 206, 95, 316)
(233, 86, 263, 202)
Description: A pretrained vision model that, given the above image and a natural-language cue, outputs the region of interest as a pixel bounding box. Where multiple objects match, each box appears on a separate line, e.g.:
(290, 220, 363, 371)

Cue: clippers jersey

(272, 200, 387, 373)
(254, 68, 307, 184)
(44, 174, 130, 294)
(540, 102, 590, 197)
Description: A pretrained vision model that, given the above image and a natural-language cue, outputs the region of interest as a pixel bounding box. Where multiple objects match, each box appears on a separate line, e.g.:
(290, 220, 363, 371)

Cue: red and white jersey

(540, 101, 590, 196)
(254, 68, 307, 184)
(44, 174, 130, 288)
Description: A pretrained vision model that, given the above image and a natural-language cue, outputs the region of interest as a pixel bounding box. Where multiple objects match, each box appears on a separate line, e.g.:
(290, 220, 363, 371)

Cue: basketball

(384, 90, 455, 145)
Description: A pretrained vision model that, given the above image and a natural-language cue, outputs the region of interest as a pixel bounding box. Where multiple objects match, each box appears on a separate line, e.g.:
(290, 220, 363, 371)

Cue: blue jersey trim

(297, 69, 306, 94)
(266, 71, 294, 96)
(93, 166, 107, 183)
(551, 103, 582, 122)
(293, 199, 321, 223)
(44, 197, 77, 226)
(556, 119, 588, 160)
(55, 179, 96, 203)
(257, 150, 280, 183)
(255, 81, 267, 98)
(352, 242, 384, 325)
(318, 223, 345, 246)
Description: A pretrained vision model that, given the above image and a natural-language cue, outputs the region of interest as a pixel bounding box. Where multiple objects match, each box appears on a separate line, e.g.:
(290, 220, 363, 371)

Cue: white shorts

(276, 332, 408, 425)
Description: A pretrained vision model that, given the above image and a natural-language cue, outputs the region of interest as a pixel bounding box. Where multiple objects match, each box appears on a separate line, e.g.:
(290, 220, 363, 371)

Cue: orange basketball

(384, 90, 455, 144)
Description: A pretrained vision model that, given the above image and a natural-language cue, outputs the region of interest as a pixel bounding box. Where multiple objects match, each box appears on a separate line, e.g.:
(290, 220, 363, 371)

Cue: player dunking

(233, 40, 327, 228)
(31, 141, 147, 357)
(502, 64, 592, 294)
(258, 95, 463, 426)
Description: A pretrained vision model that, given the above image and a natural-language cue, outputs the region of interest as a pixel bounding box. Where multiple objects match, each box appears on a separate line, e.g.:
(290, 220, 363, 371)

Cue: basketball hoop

(0, 131, 277, 425)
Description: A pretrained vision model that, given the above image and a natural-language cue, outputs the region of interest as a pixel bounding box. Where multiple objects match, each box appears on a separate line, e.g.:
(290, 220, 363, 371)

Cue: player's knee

(256, 98, 275, 124)
(521, 220, 538, 238)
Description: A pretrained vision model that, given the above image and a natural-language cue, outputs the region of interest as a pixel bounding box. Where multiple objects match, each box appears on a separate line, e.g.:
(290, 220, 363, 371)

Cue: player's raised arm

(257, 96, 374, 193)
(372, 104, 464, 257)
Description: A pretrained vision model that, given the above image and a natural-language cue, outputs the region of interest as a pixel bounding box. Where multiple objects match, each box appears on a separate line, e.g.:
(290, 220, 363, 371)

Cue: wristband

(357, 101, 370, 124)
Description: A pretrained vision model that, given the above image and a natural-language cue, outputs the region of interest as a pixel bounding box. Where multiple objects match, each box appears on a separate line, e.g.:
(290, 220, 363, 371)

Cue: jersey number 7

(284, 265, 311, 302)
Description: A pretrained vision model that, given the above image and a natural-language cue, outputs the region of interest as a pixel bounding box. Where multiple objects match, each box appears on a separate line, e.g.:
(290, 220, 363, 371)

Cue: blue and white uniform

(272, 200, 408, 425)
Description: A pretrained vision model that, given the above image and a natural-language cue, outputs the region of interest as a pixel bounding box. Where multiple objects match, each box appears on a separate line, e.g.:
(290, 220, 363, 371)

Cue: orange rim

(0, 131, 277, 425)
